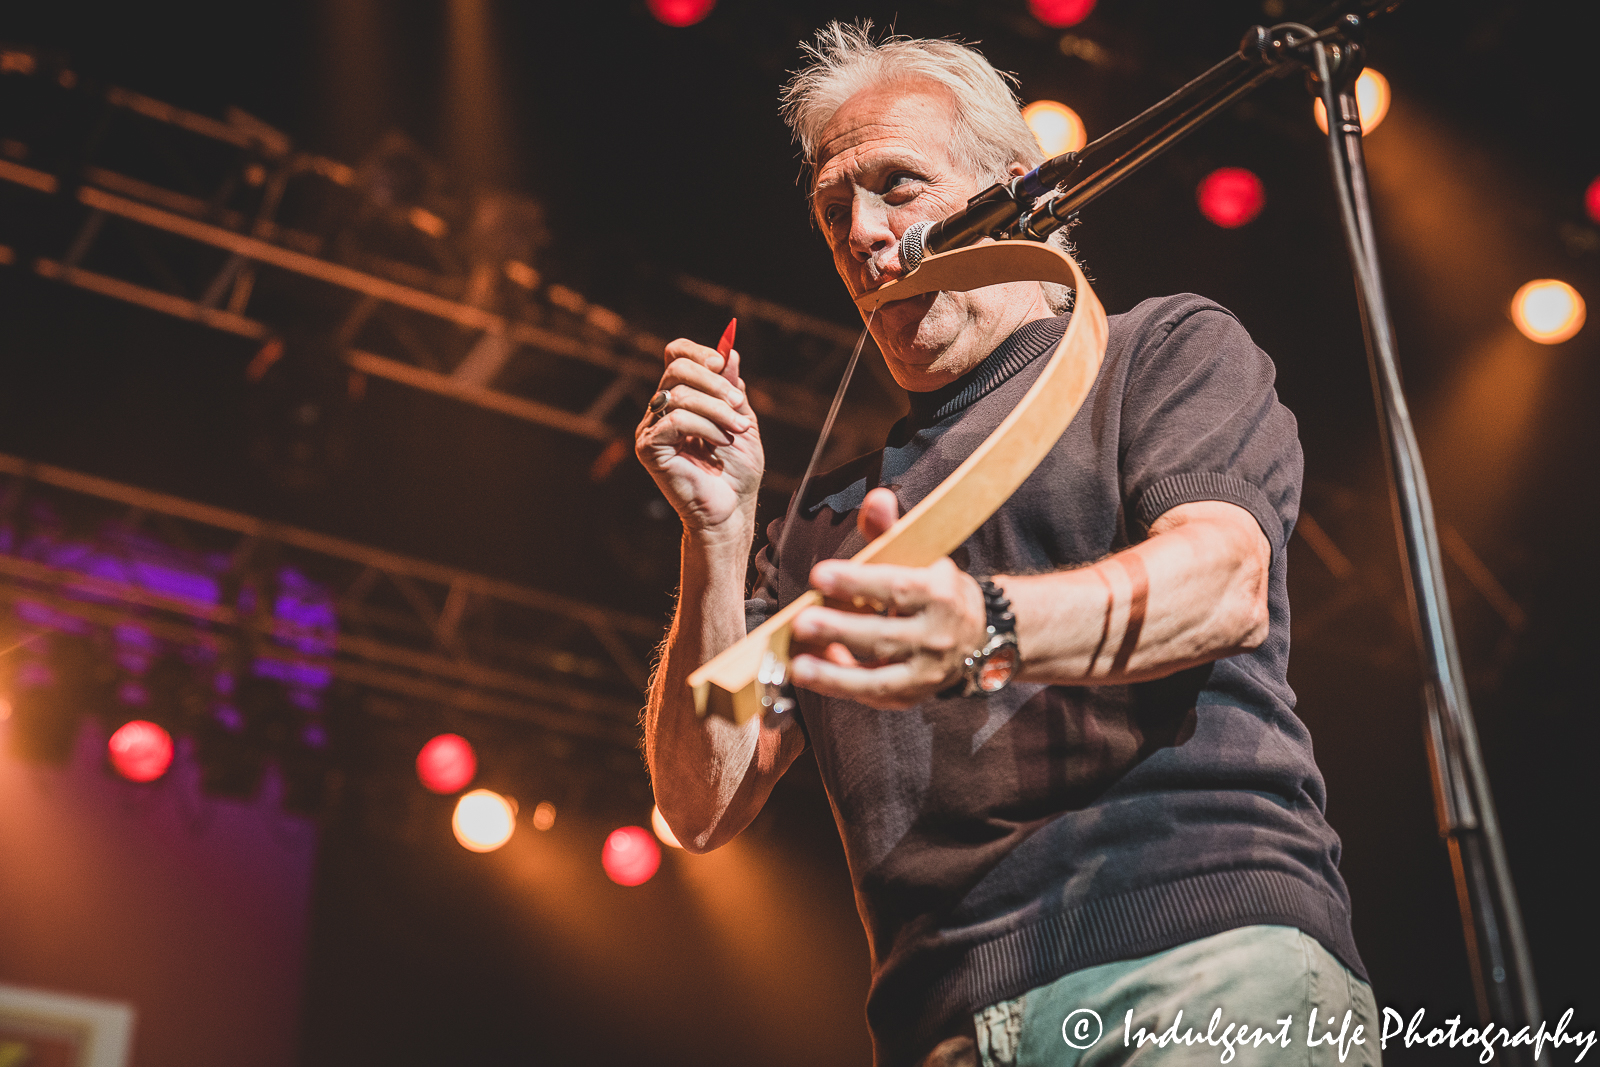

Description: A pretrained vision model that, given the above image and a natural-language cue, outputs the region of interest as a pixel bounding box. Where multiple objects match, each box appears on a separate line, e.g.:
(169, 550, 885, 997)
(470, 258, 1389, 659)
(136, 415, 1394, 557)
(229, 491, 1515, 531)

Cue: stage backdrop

(0, 716, 317, 1067)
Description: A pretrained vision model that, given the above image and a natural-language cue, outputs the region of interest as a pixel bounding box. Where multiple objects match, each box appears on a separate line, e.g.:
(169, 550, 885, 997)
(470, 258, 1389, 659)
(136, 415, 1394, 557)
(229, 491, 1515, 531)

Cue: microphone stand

(1010, 12, 1541, 1054)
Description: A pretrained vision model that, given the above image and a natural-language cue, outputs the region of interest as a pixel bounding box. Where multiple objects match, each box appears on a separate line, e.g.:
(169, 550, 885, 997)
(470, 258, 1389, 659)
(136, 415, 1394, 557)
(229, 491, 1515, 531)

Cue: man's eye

(823, 203, 847, 226)
(884, 173, 924, 200)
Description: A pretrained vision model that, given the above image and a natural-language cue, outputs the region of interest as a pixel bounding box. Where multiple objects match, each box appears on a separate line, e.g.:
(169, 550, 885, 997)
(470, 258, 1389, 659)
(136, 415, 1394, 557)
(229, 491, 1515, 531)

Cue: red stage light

(648, 0, 715, 28)
(108, 720, 174, 783)
(601, 825, 661, 886)
(1029, 0, 1096, 27)
(1197, 167, 1265, 228)
(416, 733, 477, 794)
(1586, 177, 1600, 225)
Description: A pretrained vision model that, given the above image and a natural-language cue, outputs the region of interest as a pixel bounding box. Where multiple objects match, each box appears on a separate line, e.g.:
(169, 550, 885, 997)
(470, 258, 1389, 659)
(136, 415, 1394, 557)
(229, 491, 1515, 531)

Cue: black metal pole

(1009, 11, 1543, 1048)
(1305, 20, 1541, 1053)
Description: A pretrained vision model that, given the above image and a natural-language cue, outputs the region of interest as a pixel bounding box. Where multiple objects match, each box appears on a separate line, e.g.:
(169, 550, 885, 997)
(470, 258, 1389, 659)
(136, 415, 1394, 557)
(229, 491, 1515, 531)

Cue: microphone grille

(899, 221, 931, 272)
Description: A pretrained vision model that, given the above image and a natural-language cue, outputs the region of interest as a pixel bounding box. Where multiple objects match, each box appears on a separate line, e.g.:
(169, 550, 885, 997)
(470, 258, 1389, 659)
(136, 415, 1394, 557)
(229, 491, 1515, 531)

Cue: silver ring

(646, 389, 671, 423)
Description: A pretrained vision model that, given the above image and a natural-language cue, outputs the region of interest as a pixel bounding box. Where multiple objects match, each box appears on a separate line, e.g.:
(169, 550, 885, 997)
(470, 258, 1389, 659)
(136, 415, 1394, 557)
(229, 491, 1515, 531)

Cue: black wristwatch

(942, 577, 1021, 698)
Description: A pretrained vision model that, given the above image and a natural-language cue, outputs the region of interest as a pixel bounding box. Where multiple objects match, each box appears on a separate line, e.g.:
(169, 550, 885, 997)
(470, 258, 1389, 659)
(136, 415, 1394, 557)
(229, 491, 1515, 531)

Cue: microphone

(897, 151, 1080, 271)
(896, 3, 1407, 275)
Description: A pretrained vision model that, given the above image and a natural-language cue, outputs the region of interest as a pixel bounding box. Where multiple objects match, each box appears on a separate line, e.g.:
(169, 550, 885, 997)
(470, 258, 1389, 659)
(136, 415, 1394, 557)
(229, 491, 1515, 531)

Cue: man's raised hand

(635, 335, 763, 541)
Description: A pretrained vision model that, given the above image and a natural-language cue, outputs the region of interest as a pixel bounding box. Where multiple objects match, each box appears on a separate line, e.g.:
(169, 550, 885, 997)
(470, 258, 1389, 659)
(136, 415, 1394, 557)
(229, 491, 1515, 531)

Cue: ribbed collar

(903, 314, 1071, 429)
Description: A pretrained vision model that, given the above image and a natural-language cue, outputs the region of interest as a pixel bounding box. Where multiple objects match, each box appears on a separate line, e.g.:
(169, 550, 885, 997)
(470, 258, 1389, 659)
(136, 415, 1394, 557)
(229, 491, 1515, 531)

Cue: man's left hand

(788, 488, 988, 710)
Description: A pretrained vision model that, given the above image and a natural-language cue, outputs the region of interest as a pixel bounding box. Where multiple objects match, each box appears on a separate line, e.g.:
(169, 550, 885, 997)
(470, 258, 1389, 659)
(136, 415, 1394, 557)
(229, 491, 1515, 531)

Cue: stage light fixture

(278, 702, 337, 816)
(1197, 167, 1265, 228)
(1029, 0, 1096, 28)
(1022, 100, 1087, 158)
(601, 826, 661, 886)
(194, 672, 290, 799)
(108, 720, 174, 783)
(651, 804, 683, 849)
(1314, 68, 1390, 135)
(648, 0, 715, 28)
(8, 635, 115, 765)
(416, 732, 477, 794)
(1510, 279, 1586, 344)
(197, 717, 267, 798)
(532, 801, 557, 831)
(453, 789, 516, 852)
(504, 259, 540, 290)
(1585, 176, 1600, 225)
(406, 206, 448, 239)
(246, 333, 356, 493)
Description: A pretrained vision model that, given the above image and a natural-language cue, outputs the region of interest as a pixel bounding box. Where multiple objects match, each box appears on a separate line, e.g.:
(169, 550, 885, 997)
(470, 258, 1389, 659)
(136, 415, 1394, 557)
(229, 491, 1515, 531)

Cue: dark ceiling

(2, 1, 1597, 1065)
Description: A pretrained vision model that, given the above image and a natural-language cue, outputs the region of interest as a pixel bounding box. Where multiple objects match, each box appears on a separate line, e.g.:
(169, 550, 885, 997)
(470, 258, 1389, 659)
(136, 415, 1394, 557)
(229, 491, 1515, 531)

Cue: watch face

(976, 643, 1019, 693)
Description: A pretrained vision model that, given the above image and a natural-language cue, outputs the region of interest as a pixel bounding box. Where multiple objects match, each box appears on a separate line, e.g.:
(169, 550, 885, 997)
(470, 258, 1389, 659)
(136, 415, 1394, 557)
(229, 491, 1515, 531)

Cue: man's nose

(847, 192, 897, 266)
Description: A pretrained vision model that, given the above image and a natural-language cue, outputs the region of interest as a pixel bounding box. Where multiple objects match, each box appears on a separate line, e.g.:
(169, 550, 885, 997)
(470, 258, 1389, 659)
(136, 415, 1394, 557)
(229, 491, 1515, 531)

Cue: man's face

(812, 81, 1049, 391)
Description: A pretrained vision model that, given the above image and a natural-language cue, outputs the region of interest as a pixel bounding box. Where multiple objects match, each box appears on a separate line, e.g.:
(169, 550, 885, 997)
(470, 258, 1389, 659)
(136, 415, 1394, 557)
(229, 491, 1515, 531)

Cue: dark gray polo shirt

(747, 295, 1363, 1067)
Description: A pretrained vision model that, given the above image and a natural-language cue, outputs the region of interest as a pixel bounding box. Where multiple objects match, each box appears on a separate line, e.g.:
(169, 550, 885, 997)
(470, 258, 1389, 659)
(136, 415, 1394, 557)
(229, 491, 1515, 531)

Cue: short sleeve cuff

(1133, 471, 1286, 555)
(745, 595, 774, 634)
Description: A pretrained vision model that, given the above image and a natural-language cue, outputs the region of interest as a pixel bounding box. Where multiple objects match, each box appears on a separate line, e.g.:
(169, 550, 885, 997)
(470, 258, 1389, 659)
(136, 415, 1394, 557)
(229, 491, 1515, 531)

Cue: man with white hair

(636, 22, 1376, 1067)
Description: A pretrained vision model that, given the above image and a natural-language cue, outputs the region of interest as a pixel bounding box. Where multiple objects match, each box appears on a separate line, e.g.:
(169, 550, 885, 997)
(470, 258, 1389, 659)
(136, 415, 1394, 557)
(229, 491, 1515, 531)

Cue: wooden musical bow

(687, 239, 1109, 724)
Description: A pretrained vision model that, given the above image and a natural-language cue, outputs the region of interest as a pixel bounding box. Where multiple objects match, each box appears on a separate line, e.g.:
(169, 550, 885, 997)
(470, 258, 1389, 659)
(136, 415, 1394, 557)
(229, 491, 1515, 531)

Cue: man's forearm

(644, 523, 792, 852)
(1005, 502, 1271, 686)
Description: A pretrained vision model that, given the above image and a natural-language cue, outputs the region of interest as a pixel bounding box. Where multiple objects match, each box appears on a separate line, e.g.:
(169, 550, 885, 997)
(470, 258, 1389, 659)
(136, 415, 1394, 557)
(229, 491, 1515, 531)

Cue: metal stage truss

(0, 452, 655, 750)
(0, 50, 901, 482)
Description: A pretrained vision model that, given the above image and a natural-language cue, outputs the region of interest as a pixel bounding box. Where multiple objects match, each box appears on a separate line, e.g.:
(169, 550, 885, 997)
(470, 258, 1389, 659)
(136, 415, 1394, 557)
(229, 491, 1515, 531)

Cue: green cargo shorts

(970, 924, 1380, 1067)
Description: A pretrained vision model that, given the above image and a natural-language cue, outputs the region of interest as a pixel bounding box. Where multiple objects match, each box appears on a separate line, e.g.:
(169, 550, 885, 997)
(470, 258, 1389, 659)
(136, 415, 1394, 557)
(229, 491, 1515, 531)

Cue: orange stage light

(1197, 167, 1265, 228)
(453, 789, 516, 852)
(1314, 68, 1391, 135)
(1029, 0, 1096, 28)
(532, 801, 557, 831)
(1022, 100, 1087, 158)
(503, 260, 540, 290)
(416, 733, 476, 794)
(1510, 280, 1586, 344)
(602, 825, 661, 886)
(651, 804, 683, 849)
(407, 206, 448, 239)
(108, 720, 174, 783)
(0, 696, 11, 721)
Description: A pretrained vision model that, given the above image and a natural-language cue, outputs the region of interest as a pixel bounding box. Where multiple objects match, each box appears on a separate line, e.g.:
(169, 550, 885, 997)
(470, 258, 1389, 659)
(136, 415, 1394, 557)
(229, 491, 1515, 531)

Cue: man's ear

(1007, 161, 1029, 177)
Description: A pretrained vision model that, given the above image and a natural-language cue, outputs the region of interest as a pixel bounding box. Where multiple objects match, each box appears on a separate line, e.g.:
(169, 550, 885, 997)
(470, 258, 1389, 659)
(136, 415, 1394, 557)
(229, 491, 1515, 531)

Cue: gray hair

(779, 21, 1077, 314)
(780, 21, 1042, 188)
